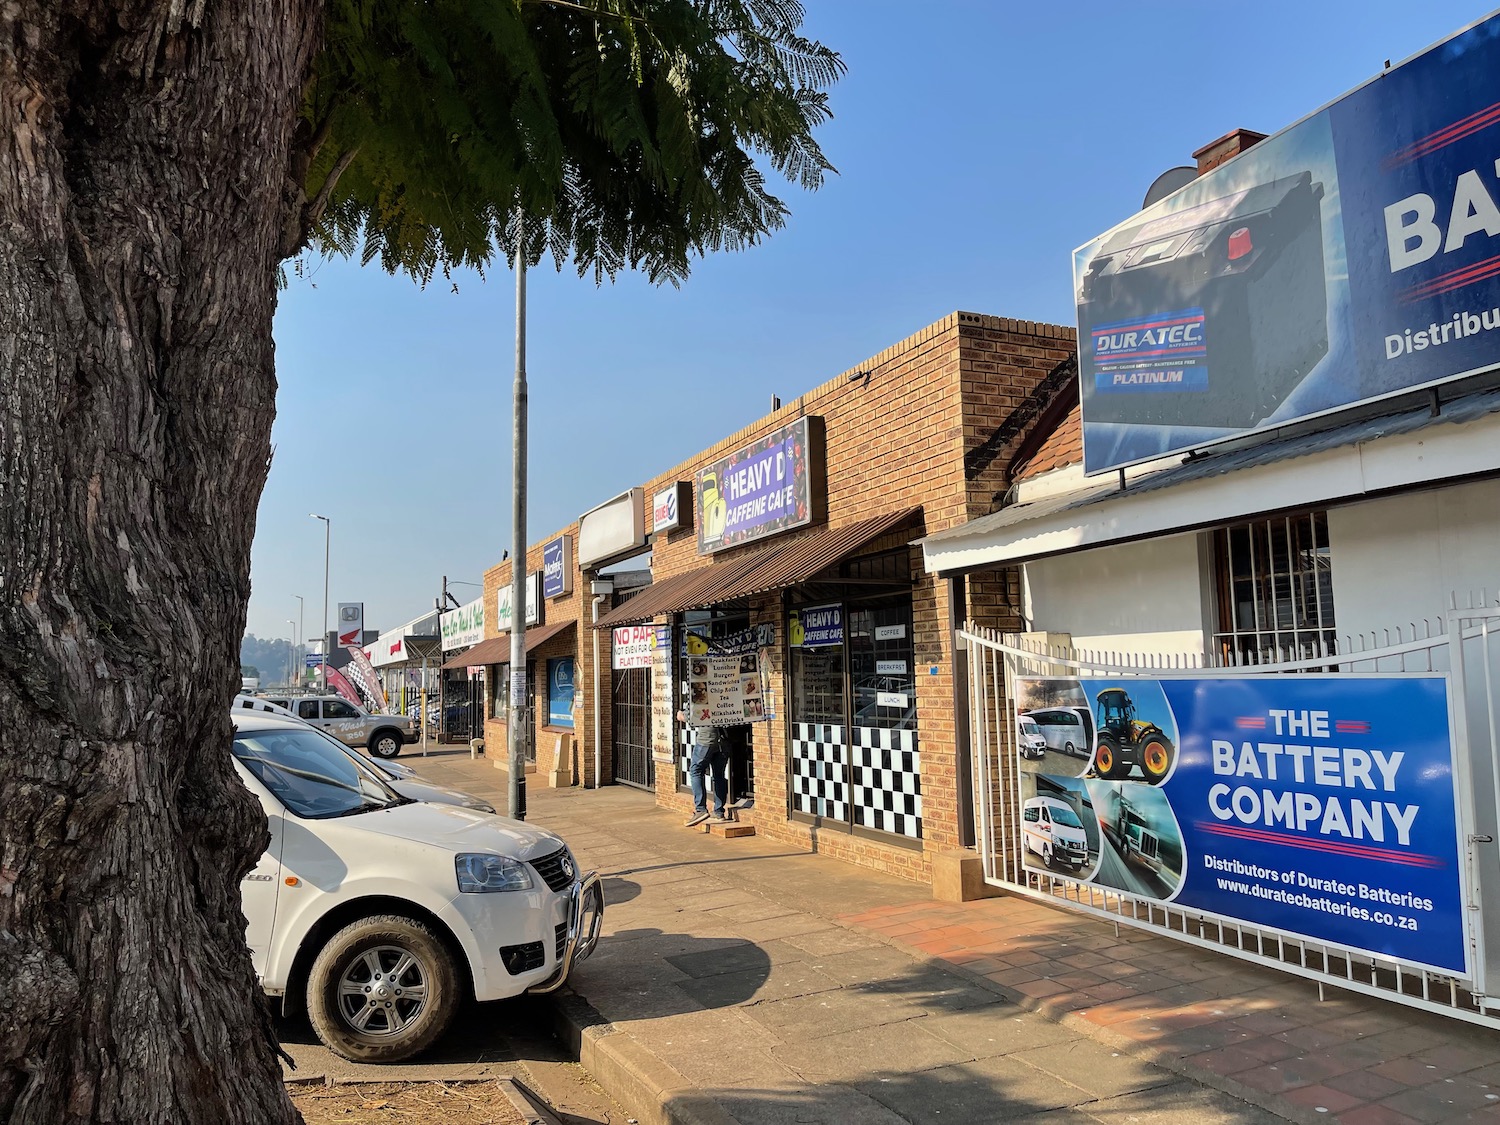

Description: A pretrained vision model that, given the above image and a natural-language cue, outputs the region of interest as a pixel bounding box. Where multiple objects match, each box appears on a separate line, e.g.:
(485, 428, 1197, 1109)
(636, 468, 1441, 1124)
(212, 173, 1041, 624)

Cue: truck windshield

(233, 727, 402, 819)
(1049, 805, 1084, 828)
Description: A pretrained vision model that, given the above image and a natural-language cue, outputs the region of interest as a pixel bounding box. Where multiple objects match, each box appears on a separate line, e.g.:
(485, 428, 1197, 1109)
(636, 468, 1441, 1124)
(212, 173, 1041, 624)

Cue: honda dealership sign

(1077, 13, 1500, 474)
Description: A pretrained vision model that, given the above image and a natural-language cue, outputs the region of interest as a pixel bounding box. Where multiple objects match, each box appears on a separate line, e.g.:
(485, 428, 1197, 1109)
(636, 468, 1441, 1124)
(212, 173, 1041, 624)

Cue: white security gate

(960, 596, 1500, 1027)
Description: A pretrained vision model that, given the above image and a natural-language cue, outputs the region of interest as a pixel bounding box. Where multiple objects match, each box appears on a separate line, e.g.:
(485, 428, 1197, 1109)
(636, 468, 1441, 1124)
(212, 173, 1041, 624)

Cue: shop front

(592, 310, 1078, 883)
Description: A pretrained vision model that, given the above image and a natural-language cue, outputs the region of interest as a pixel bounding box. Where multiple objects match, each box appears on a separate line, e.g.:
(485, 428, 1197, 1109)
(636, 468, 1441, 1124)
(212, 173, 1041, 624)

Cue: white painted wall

(1021, 533, 1207, 657)
(1327, 479, 1500, 639)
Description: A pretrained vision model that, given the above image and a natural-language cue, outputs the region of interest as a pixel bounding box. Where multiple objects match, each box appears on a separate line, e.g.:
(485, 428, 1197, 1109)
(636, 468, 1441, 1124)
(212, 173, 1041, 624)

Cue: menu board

(686, 650, 768, 725)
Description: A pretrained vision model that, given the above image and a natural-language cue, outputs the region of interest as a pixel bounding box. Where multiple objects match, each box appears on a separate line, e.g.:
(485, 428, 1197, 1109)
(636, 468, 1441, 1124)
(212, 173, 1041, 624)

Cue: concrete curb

(542, 991, 738, 1125)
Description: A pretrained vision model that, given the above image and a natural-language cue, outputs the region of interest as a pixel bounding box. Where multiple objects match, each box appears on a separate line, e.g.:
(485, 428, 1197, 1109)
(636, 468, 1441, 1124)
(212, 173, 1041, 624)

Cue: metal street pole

(295, 594, 305, 689)
(286, 619, 296, 688)
(311, 514, 330, 693)
(508, 213, 529, 821)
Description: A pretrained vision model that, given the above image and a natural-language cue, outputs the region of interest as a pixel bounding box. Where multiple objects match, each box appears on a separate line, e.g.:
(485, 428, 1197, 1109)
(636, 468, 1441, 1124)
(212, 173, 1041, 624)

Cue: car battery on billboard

(1078, 172, 1327, 429)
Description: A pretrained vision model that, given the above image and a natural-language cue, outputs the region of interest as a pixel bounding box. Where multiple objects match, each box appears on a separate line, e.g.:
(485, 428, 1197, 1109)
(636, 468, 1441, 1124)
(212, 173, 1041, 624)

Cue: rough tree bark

(0, 3, 319, 1122)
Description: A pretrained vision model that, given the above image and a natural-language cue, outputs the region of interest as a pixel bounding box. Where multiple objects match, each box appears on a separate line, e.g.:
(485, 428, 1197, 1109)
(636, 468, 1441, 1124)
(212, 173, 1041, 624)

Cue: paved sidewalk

(410, 748, 1500, 1125)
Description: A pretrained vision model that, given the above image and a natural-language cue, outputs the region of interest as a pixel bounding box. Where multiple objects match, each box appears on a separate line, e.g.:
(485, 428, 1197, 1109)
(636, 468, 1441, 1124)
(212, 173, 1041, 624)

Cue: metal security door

(612, 666, 653, 789)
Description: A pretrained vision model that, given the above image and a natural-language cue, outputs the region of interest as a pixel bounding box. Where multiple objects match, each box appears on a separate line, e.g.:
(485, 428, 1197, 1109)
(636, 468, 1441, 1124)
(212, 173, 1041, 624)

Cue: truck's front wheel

(370, 729, 403, 758)
(307, 915, 459, 1063)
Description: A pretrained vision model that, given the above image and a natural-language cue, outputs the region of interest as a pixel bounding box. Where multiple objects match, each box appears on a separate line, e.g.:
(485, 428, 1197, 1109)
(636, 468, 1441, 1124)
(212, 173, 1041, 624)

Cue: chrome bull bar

(527, 870, 603, 995)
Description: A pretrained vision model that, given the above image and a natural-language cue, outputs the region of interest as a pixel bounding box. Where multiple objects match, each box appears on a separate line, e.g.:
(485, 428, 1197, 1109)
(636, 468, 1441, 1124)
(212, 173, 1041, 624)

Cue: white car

(231, 710, 602, 1062)
(1017, 715, 1048, 759)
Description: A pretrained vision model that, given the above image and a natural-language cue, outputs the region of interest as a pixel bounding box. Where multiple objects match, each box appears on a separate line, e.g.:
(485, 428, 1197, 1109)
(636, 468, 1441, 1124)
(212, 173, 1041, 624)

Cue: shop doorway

(611, 666, 653, 789)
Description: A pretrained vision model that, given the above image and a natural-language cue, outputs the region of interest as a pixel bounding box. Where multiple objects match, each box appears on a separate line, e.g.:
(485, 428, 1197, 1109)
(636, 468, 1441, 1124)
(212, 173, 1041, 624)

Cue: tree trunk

(0, 3, 319, 1122)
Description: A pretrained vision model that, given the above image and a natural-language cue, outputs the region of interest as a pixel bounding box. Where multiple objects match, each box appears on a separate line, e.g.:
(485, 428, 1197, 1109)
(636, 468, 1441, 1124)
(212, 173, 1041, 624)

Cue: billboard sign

(1014, 674, 1465, 975)
(542, 535, 573, 599)
(1077, 13, 1500, 474)
(336, 602, 364, 646)
(440, 597, 485, 651)
(495, 572, 542, 631)
(695, 416, 824, 554)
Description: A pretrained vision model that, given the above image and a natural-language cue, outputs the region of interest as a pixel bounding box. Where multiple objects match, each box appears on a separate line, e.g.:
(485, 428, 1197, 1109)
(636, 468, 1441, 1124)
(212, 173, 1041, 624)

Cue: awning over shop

(439, 620, 576, 670)
(919, 385, 1500, 576)
(595, 507, 921, 629)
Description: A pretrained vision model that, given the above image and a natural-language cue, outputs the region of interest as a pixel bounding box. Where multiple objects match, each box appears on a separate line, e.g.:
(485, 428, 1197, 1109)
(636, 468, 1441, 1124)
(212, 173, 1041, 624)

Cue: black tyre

(306, 914, 459, 1064)
(1041, 842, 1054, 868)
(1064, 741, 1076, 757)
(369, 728, 403, 759)
(1094, 735, 1126, 779)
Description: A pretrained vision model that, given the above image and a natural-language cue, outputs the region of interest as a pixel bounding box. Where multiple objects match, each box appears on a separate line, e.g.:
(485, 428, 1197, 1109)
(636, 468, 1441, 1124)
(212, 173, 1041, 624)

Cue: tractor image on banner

(1093, 686, 1175, 784)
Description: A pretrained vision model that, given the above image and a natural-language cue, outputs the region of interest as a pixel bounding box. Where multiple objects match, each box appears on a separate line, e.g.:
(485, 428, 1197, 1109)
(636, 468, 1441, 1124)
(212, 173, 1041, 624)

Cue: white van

(1022, 796, 1090, 871)
(1023, 707, 1092, 757)
(232, 709, 602, 1063)
(1017, 715, 1047, 759)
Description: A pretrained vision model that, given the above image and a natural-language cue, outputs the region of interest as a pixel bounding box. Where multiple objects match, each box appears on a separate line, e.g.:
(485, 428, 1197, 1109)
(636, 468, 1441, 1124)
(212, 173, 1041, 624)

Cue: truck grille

(530, 848, 575, 892)
(555, 922, 567, 960)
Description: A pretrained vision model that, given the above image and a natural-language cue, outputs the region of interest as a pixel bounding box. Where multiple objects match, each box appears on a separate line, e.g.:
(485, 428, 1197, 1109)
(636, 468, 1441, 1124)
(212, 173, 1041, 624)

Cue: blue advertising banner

(1016, 675, 1466, 975)
(1076, 13, 1500, 474)
(547, 657, 575, 728)
(790, 603, 843, 648)
(695, 417, 825, 554)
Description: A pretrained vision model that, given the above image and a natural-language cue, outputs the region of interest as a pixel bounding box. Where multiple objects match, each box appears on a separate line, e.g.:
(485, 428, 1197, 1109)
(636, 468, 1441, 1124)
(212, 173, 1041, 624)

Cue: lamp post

(508, 212, 529, 822)
(311, 514, 330, 693)
(294, 594, 305, 689)
(286, 619, 297, 689)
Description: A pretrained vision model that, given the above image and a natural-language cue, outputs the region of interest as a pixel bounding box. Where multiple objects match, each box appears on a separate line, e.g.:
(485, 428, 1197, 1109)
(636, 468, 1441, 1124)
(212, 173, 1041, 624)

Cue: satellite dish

(1143, 166, 1198, 208)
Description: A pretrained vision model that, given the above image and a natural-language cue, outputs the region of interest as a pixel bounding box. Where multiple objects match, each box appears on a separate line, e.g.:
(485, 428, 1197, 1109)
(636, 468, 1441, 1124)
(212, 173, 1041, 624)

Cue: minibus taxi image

(1022, 796, 1091, 872)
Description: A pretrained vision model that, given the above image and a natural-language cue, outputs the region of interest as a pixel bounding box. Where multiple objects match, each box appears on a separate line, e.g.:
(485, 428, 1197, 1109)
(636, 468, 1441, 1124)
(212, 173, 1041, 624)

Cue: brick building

(457, 311, 1075, 884)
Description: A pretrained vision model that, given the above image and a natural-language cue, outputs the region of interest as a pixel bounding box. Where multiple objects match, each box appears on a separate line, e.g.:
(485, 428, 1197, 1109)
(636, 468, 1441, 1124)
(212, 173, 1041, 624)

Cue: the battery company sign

(789, 603, 842, 648)
(1076, 12, 1500, 474)
(542, 535, 572, 599)
(612, 625, 658, 670)
(441, 597, 485, 651)
(495, 572, 542, 631)
(1014, 674, 1465, 974)
(695, 417, 825, 554)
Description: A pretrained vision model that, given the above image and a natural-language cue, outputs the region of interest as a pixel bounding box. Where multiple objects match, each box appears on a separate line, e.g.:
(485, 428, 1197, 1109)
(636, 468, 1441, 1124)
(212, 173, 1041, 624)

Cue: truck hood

(340, 800, 565, 860)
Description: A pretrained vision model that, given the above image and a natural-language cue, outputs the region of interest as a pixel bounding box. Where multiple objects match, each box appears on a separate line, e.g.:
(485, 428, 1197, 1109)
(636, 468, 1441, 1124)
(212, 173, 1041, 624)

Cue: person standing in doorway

(678, 707, 730, 826)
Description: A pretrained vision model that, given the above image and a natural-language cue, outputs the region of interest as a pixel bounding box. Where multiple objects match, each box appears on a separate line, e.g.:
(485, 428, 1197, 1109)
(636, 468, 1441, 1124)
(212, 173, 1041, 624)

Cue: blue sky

(252, 0, 1488, 642)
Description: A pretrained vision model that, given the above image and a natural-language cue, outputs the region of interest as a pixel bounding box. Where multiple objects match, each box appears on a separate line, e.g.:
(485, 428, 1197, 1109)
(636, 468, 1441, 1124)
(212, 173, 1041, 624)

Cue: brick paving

(409, 749, 1500, 1125)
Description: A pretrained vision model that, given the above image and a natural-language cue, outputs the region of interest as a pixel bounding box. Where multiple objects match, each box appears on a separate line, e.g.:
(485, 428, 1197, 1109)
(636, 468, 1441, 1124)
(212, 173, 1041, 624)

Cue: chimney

(1192, 128, 1268, 175)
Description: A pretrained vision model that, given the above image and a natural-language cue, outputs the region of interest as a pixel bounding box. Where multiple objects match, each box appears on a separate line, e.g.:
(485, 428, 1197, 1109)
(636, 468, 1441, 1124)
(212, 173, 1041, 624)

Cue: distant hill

(240, 633, 299, 688)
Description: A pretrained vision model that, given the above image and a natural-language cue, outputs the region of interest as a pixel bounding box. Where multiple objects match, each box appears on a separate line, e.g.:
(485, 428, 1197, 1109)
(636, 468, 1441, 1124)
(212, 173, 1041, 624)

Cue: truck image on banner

(1014, 674, 1467, 976)
(1075, 12, 1500, 474)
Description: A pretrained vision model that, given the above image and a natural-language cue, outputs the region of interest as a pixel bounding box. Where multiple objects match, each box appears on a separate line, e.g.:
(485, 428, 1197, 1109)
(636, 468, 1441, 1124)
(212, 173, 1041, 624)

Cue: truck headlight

(455, 853, 533, 892)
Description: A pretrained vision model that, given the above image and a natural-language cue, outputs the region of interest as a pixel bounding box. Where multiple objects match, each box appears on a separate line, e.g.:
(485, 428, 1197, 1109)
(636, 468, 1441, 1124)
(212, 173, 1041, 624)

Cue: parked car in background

(231, 709, 602, 1062)
(235, 697, 493, 812)
(261, 693, 416, 758)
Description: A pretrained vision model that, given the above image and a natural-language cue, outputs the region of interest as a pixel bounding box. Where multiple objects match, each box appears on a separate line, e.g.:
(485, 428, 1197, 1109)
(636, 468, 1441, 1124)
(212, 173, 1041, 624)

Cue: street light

(286, 619, 297, 688)
(311, 514, 330, 693)
(294, 594, 305, 689)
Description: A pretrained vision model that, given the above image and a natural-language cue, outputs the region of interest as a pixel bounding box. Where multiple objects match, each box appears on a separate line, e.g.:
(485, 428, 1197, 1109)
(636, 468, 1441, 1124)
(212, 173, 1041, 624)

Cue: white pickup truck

(261, 694, 417, 758)
(232, 709, 602, 1062)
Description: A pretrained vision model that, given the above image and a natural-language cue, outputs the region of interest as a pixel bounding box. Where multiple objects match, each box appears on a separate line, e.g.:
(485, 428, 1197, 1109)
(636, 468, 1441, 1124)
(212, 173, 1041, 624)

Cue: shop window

(791, 645, 844, 726)
(1212, 512, 1336, 663)
(489, 664, 508, 720)
(848, 601, 916, 733)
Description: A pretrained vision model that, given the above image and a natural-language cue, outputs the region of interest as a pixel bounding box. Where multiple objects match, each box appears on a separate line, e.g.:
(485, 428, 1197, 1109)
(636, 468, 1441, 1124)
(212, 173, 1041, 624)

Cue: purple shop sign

(695, 416, 825, 554)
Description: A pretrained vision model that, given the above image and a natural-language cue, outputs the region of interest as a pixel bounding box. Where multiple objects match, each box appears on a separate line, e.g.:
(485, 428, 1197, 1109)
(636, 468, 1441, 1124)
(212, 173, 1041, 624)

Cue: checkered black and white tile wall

(850, 726, 922, 839)
(790, 723, 848, 821)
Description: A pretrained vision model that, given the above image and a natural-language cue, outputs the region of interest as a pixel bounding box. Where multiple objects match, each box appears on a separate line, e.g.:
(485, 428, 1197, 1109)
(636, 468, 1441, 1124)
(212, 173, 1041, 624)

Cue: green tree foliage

(284, 0, 844, 284)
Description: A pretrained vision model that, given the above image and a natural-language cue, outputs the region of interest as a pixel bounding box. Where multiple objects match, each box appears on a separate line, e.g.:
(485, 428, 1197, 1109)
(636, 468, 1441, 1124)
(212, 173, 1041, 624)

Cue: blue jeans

(688, 742, 729, 816)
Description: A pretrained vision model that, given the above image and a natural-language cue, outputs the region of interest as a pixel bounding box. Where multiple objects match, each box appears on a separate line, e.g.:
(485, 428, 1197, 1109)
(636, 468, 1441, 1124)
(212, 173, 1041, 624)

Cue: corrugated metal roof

(595, 508, 921, 629)
(439, 620, 575, 670)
